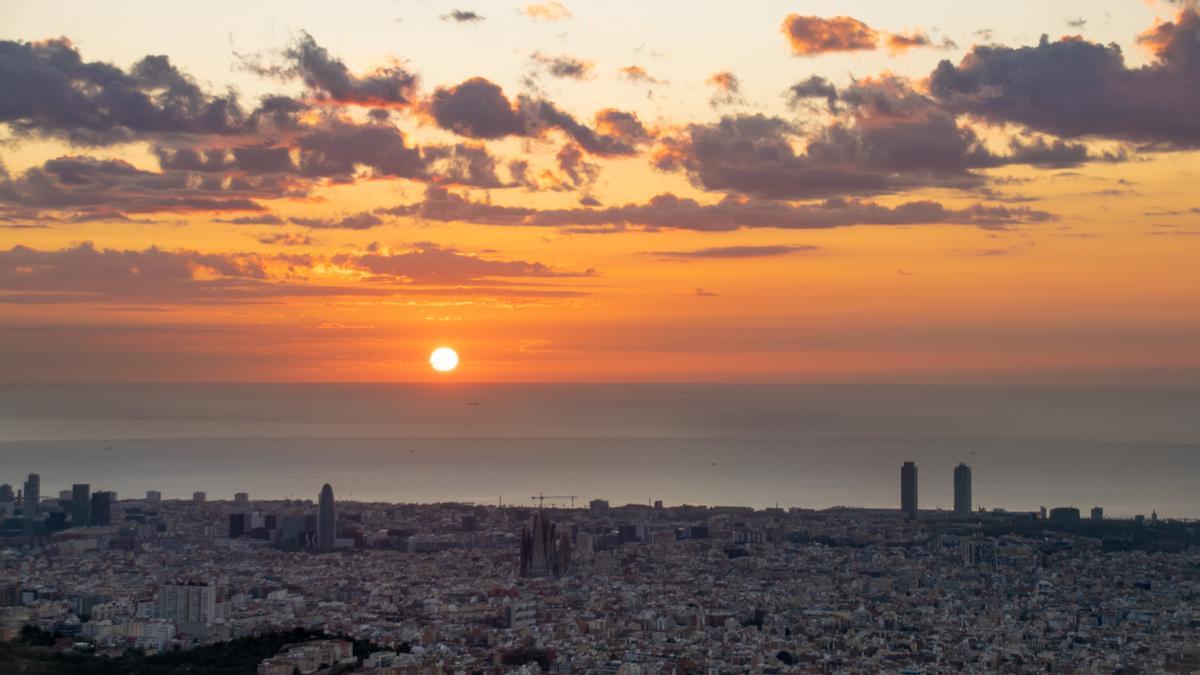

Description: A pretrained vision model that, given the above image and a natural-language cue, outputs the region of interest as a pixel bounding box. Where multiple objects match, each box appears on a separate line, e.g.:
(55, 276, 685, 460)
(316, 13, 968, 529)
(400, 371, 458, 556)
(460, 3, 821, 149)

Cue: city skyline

(6, 482, 1195, 671)
(0, 468, 1154, 525)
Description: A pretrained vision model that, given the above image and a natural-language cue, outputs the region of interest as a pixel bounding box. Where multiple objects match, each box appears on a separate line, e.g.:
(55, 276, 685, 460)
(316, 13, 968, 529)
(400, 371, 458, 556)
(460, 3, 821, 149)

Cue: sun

(429, 346, 459, 372)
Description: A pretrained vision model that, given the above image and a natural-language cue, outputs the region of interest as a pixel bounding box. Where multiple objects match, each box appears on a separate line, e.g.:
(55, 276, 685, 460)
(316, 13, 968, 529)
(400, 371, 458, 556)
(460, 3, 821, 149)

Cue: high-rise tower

(23, 474, 40, 519)
(954, 463, 972, 516)
(317, 483, 336, 551)
(90, 491, 112, 526)
(72, 483, 91, 526)
(901, 461, 918, 519)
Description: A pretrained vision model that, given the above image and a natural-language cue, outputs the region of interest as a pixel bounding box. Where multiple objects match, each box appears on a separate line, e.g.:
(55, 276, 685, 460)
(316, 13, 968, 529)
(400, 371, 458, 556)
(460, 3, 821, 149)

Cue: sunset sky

(1, 0, 1198, 382)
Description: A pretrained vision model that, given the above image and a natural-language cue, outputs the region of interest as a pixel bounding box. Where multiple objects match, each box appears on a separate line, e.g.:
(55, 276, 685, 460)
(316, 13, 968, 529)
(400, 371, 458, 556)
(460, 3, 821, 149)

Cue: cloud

(706, 71, 745, 107)
(0, 37, 245, 145)
(0, 242, 280, 304)
(441, 10, 485, 23)
(0, 118, 474, 223)
(654, 110, 979, 199)
(1143, 207, 1200, 216)
(886, 31, 932, 54)
(661, 77, 1122, 200)
(241, 32, 417, 108)
(618, 65, 664, 85)
(334, 242, 593, 284)
(555, 143, 599, 190)
(531, 52, 593, 80)
(529, 99, 640, 156)
(649, 244, 820, 259)
(422, 143, 506, 188)
(523, 1, 571, 22)
(426, 77, 641, 156)
(1005, 136, 1125, 168)
(787, 76, 839, 112)
(290, 211, 385, 229)
(930, 9, 1200, 147)
(152, 145, 298, 175)
(780, 15, 948, 58)
(219, 214, 288, 225)
(257, 232, 313, 246)
(0, 155, 283, 220)
(781, 15, 879, 55)
(384, 185, 1055, 233)
(0, 241, 591, 304)
(426, 77, 527, 139)
(593, 109, 651, 144)
(296, 118, 425, 179)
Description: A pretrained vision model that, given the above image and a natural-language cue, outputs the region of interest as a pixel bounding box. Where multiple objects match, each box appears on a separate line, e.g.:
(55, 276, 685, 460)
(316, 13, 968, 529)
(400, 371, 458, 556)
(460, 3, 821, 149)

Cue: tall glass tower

(901, 462, 918, 519)
(23, 473, 40, 519)
(954, 463, 972, 516)
(72, 483, 91, 526)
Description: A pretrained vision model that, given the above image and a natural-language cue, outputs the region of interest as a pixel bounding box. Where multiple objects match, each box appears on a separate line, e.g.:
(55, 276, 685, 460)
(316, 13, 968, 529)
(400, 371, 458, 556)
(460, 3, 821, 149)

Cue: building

(589, 499, 610, 516)
(317, 483, 336, 551)
(158, 580, 216, 626)
(962, 538, 997, 566)
(229, 513, 247, 538)
(1049, 506, 1081, 523)
(1091, 506, 1104, 520)
(234, 492, 250, 506)
(258, 640, 354, 674)
(520, 511, 571, 578)
(900, 462, 918, 519)
(90, 491, 112, 526)
(71, 483, 91, 526)
(192, 491, 206, 503)
(954, 463, 972, 516)
(0, 484, 13, 502)
(146, 490, 162, 503)
(23, 473, 40, 519)
(0, 583, 18, 607)
(509, 598, 538, 629)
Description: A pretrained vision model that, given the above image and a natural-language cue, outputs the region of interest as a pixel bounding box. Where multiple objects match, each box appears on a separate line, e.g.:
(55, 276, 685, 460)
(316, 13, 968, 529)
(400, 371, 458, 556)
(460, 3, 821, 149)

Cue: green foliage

(19, 625, 59, 646)
(0, 628, 383, 675)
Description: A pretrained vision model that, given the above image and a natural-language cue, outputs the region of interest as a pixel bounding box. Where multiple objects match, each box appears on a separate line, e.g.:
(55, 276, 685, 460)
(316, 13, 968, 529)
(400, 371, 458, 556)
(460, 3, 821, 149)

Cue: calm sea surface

(1, 384, 1197, 517)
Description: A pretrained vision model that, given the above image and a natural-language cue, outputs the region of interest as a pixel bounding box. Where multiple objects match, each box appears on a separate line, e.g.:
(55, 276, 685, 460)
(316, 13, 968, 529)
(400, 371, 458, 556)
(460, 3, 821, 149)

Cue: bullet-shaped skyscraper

(901, 461, 918, 519)
(954, 463, 972, 516)
(317, 483, 336, 551)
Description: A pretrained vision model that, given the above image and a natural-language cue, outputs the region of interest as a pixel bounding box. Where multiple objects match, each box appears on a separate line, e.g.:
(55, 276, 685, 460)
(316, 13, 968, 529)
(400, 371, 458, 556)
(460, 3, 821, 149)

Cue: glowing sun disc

(429, 347, 459, 372)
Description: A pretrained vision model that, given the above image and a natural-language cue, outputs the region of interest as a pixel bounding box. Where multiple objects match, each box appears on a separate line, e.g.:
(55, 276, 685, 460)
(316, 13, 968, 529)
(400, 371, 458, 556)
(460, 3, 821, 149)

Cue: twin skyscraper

(901, 461, 972, 519)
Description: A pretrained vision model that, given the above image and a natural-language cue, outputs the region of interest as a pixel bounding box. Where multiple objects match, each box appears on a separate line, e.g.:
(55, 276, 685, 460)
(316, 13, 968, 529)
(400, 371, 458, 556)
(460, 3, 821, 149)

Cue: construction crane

(531, 492, 578, 509)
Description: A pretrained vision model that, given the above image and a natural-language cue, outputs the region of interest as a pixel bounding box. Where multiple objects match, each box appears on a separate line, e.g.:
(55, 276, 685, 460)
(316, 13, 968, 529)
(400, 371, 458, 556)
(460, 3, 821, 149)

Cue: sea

(1, 383, 1197, 518)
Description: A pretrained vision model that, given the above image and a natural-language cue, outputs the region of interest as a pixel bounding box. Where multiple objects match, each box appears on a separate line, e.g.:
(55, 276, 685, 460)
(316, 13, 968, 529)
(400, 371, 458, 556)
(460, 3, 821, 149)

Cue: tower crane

(531, 492, 578, 509)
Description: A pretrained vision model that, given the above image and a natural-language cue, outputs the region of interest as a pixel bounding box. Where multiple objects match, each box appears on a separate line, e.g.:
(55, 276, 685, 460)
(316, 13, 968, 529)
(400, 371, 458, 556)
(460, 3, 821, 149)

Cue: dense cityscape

(5, 0, 1200, 671)
(2, 464, 1197, 673)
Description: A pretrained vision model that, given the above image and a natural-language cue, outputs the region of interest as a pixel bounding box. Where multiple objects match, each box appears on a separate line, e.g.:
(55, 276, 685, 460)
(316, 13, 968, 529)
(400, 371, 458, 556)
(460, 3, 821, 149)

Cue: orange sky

(1, 1, 1198, 382)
